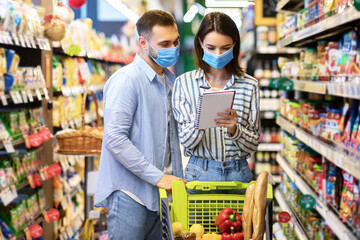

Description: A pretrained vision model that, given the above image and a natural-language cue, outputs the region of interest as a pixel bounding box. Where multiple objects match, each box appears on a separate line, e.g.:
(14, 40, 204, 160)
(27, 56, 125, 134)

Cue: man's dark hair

(136, 10, 176, 39)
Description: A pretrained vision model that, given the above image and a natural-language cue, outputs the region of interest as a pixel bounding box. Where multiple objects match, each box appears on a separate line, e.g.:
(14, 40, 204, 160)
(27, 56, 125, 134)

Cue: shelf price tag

(35, 88, 42, 101)
(27, 90, 34, 102)
(0, 91, 8, 106)
(0, 186, 17, 206)
(15, 91, 23, 103)
(21, 90, 28, 103)
(18, 34, 26, 47)
(25, 36, 32, 48)
(300, 194, 315, 210)
(9, 91, 18, 104)
(43, 88, 49, 100)
(2, 139, 15, 153)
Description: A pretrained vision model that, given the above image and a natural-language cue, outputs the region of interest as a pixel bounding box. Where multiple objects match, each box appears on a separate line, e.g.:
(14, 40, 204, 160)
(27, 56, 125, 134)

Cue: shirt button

(221, 146, 224, 149)
(219, 128, 223, 131)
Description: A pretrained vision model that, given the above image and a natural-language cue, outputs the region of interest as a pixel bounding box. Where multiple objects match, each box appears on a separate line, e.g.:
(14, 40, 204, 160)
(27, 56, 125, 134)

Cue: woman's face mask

(202, 47, 234, 69)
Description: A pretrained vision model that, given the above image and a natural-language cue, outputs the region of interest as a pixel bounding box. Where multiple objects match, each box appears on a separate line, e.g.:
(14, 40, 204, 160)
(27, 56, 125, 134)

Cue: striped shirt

(172, 69, 260, 163)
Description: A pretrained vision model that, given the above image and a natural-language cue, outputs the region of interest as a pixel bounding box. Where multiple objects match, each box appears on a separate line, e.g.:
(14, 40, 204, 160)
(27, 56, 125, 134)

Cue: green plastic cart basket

(160, 181, 273, 240)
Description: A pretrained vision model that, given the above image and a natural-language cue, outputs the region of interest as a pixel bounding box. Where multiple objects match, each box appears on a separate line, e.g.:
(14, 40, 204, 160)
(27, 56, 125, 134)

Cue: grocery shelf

(55, 84, 105, 97)
(290, 79, 360, 99)
(273, 222, 287, 240)
(0, 139, 25, 150)
(16, 181, 29, 191)
(276, 154, 357, 240)
(274, 188, 310, 240)
(276, 0, 304, 12)
(273, 175, 282, 183)
(0, 30, 51, 51)
(258, 143, 282, 152)
(260, 111, 276, 119)
(278, 7, 360, 47)
(259, 79, 270, 87)
(293, 80, 327, 94)
(53, 47, 130, 65)
(16, 214, 44, 240)
(257, 46, 302, 54)
(276, 115, 360, 179)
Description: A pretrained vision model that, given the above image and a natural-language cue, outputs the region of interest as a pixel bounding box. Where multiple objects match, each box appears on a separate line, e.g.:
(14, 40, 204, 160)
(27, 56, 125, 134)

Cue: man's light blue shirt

(94, 54, 183, 212)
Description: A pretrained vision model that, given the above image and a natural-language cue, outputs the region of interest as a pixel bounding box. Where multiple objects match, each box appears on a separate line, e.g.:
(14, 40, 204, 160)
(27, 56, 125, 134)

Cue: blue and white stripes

(172, 69, 260, 162)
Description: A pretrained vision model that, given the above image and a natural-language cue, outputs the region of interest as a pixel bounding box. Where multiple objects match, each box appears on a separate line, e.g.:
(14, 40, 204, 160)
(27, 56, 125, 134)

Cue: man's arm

(103, 72, 184, 190)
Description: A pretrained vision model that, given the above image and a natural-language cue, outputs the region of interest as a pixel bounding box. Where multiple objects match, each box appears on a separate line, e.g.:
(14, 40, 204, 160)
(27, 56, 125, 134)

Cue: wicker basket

(56, 89, 103, 155)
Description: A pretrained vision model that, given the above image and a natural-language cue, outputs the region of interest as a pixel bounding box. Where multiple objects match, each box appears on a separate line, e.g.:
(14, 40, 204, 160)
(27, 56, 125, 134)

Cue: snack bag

(339, 171, 355, 222)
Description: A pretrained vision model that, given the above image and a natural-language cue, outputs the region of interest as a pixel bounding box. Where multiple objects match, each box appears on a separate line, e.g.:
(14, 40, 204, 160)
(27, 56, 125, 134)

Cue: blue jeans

(184, 156, 253, 194)
(107, 190, 161, 240)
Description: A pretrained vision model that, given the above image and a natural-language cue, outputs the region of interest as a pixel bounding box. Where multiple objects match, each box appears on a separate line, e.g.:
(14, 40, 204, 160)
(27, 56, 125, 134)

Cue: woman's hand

(215, 109, 238, 136)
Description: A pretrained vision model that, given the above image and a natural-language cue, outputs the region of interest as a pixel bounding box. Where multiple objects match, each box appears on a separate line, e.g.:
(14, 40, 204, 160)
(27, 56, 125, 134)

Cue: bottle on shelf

(254, 60, 264, 79)
(264, 60, 272, 79)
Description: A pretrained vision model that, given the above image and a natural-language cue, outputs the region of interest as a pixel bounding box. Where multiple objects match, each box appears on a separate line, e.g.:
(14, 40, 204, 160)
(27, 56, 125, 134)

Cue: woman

(172, 12, 259, 184)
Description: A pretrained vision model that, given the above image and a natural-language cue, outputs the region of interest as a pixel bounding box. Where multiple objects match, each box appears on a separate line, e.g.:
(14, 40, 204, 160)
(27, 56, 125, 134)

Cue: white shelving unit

(288, 79, 360, 99)
(276, 154, 357, 240)
(274, 189, 310, 240)
(258, 143, 282, 152)
(257, 46, 302, 54)
(276, 115, 360, 179)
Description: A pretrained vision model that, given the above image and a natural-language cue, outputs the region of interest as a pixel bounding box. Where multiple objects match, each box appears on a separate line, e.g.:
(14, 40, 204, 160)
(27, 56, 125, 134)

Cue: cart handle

(186, 181, 252, 190)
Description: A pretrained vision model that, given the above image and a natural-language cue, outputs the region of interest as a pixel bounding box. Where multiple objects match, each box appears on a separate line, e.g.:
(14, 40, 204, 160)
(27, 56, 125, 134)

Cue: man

(94, 10, 185, 240)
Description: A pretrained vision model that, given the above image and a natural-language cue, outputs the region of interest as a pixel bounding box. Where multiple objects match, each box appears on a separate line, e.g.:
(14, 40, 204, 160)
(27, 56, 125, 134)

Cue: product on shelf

(280, 129, 360, 234)
(279, 28, 360, 82)
(0, 187, 45, 236)
(277, 0, 355, 40)
(279, 173, 337, 240)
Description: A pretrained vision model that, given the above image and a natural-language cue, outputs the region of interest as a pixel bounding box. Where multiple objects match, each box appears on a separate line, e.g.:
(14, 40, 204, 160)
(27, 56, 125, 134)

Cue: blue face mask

(202, 48, 234, 69)
(147, 40, 180, 67)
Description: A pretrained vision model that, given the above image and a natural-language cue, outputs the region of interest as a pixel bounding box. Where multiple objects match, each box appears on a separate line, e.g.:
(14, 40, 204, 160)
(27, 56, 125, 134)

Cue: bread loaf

(252, 171, 268, 240)
(242, 182, 255, 240)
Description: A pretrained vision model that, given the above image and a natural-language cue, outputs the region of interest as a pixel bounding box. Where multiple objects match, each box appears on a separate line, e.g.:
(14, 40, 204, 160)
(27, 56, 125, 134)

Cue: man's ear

(138, 36, 147, 50)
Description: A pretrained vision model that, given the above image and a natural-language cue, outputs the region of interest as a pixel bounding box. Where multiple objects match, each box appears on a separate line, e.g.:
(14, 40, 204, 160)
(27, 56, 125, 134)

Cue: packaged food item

(327, 42, 340, 76)
(339, 171, 355, 221)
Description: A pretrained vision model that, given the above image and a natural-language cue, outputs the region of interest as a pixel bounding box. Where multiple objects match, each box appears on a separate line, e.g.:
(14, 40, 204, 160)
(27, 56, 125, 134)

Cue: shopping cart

(160, 181, 273, 240)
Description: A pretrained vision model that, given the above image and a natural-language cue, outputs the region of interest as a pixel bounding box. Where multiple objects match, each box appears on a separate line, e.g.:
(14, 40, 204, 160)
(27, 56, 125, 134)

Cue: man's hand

(156, 174, 187, 194)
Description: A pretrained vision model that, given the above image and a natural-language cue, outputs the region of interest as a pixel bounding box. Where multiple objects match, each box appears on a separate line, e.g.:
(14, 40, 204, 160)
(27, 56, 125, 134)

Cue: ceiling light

(183, 3, 206, 23)
(105, 0, 140, 23)
(205, 0, 254, 8)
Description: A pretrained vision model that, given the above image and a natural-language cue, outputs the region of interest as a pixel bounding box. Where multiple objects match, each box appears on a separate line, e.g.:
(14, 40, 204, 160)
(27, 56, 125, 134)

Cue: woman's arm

(172, 76, 205, 149)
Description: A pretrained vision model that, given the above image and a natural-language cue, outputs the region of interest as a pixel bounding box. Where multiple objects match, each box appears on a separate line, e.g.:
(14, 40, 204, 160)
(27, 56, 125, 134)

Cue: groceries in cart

(167, 171, 270, 240)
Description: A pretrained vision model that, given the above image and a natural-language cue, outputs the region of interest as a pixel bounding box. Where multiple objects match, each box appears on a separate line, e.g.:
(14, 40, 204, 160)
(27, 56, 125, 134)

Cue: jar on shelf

(256, 26, 269, 48)
(289, 101, 300, 123)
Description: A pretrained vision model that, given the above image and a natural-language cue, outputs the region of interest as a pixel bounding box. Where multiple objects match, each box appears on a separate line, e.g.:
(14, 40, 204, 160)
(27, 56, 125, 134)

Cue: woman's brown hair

(194, 12, 244, 77)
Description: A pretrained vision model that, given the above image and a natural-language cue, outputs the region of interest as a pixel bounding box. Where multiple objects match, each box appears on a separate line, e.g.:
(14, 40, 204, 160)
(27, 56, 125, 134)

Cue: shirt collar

(195, 68, 239, 89)
(134, 54, 157, 82)
(134, 54, 175, 82)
